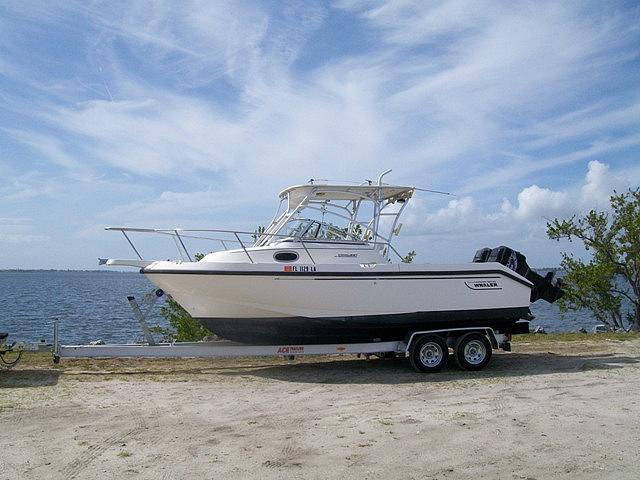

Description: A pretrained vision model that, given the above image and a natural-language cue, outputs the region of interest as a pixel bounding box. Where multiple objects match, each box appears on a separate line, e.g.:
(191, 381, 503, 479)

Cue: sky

(1, 0, 639, 269)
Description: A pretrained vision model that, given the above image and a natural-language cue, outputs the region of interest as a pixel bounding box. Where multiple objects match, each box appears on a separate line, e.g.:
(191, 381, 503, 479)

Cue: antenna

(414, 187, 454, 196)
(377, 169, 392, 186)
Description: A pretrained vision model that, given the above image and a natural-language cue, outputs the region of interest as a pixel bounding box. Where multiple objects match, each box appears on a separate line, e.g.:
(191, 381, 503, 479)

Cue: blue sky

(1, 0, 639, 269)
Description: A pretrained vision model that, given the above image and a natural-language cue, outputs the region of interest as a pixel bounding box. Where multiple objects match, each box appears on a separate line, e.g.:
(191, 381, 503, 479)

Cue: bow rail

(104, 226, 405, 265)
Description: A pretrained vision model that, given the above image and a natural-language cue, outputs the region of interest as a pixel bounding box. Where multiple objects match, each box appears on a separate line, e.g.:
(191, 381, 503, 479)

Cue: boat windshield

(278, 219, 358, 242)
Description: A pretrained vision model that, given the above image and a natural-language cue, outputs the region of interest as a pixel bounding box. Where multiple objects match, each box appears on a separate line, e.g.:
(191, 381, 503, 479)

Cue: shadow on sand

(226, 351, 640, 385)
(0, 369, 61, 388)
(2, 351, 637, 387)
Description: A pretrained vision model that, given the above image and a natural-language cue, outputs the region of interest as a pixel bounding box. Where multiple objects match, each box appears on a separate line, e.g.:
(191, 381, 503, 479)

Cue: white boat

(104, 171, 562, 345)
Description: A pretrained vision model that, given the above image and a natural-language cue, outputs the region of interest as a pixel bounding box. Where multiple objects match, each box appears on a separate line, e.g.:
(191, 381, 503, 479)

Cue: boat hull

(143, 262, 533, 344)
(196, 308, 530, 344)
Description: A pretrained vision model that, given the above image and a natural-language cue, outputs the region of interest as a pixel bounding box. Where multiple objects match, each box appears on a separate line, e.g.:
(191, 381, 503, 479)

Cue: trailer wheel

(409, 335, 448, 373)
(454, 332, 492, 371)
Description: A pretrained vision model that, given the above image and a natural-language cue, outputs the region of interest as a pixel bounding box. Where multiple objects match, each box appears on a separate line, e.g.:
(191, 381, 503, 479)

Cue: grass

(513, 332, 640, 343)
(117, 451, 132, 458)
(12, 350, 55, 365)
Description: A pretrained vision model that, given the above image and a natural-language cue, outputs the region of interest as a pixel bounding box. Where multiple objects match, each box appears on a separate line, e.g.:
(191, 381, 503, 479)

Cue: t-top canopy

(279, 184, 415, 207)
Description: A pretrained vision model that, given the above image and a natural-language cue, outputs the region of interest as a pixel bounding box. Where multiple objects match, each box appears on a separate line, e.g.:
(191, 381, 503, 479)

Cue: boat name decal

(277, 346, 304, 354)
(283, 265, 317, 272)
(336, 253, 357, 258)
(465, 280, 501, 290)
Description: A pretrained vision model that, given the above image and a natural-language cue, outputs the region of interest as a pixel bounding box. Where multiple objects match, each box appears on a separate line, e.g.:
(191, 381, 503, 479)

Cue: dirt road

(1, 339, 639, 479)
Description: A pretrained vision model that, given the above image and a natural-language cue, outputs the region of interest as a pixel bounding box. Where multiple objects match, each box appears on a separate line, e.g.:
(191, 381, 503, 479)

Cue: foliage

(350, 223, 372, 241)
(402, 250, 416, 263)
(513, 332, 640, 343)
(155, 296, 213, 342)
(547, 188, 640, 331)
(153, 252, 213, 342)
(252, 225, 266, 242)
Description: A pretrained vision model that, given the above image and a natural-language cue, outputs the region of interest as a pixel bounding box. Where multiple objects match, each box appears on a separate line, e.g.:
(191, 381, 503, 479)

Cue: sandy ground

(1, 339, 639, 480)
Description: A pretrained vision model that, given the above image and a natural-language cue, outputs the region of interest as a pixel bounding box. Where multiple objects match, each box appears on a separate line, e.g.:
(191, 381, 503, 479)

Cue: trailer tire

(454, 332, 492, 371)
(409, 334, 448, 373)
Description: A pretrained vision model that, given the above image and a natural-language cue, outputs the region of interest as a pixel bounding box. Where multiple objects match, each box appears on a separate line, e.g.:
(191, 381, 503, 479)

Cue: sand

(1, 338, 639, 479)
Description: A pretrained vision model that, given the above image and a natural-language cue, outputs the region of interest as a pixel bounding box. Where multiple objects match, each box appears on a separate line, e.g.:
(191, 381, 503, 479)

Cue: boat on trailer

(103, 170, 563, 351)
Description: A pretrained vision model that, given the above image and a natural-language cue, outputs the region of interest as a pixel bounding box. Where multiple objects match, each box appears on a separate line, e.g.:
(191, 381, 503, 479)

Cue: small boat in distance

(103, 170, 562, 345)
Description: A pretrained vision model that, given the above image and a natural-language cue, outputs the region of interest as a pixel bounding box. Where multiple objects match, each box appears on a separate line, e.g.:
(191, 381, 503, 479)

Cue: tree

(546, 188, 640, 331)
(251, 225, 266, 242)
(402, 250, 416, 263)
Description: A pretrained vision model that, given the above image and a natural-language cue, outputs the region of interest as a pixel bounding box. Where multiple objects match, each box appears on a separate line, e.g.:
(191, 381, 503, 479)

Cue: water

(0, 270, 602, 345)
(0, 271, 167, 345)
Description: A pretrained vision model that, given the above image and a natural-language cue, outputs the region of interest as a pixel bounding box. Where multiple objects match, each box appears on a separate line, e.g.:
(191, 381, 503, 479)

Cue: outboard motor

(473, 246, 563, 303)
(472, 247, 492, 263)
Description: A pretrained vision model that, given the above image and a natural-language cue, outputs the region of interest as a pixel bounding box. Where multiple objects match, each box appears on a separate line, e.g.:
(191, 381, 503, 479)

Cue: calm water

(0, 270, 601, 344)
(0, 271, 167, 344)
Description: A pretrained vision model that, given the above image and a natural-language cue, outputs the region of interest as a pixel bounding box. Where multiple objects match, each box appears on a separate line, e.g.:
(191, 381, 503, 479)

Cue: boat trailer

(52, 289, 511, 373)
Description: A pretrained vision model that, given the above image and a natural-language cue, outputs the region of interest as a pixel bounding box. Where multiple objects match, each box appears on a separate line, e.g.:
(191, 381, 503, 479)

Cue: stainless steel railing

(106, 226, 405, 265)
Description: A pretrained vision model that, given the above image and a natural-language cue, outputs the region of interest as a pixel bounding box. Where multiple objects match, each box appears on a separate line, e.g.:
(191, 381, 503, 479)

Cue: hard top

(279, 184, 415, 206)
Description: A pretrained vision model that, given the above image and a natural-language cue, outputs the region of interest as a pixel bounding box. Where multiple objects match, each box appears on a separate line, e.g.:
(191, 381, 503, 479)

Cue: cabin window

(274, 251, 299, 262)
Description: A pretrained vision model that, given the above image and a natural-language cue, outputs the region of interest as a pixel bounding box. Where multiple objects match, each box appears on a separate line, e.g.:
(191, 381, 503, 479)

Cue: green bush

(151, 252, 213, 342)
(155, 296, 213, 342)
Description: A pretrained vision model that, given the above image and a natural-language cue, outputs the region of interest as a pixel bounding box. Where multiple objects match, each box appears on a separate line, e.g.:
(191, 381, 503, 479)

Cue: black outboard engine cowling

(472, 247, 492, 263)
(473, 246, 563, 304)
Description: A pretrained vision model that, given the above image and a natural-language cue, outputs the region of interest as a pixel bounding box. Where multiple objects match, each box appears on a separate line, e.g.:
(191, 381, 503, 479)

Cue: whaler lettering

(464, 280, 501, 290)
(474, 281, 498, 288)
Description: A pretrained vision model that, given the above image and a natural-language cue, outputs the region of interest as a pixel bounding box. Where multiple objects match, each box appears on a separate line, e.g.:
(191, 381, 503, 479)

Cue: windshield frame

(254, 184, 413, 262)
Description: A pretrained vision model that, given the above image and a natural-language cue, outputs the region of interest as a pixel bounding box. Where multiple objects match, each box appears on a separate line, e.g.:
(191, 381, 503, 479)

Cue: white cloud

(413, 160, 636, 237)
(525, 101, 640, 150)
(509, 185, 569, 220)
(102, 188, 234, 224)
(3, 0, 637, 195)
(421, 196, 479, 233)
(580, 160, 629, 209)
(3, 128, 77, 168)
(401, 160, 638, 264)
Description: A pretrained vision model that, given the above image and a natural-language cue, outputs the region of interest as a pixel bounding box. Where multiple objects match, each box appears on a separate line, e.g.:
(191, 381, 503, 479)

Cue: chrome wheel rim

(464, 340, 486, 365)
(419, 342, 443, 367)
